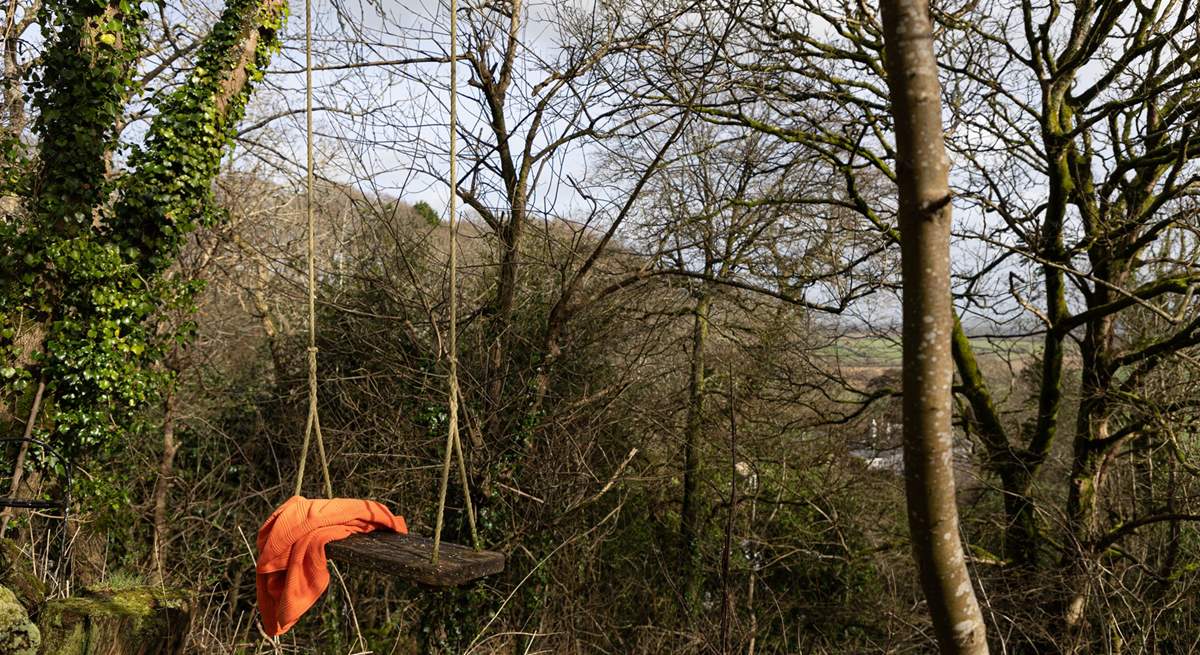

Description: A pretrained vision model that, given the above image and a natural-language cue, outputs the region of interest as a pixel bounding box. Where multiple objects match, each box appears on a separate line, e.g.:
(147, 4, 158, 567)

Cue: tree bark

(1060, 311, 1118, 632)
(879, 1, 988, 653)
(951, 320, 1045, 569)
(485, 206, 523, 445)
(1, 0, 36, 137)
(0, 379, 44, 536)
(679, 290, 710, 619)
(151, 390, 179, 585)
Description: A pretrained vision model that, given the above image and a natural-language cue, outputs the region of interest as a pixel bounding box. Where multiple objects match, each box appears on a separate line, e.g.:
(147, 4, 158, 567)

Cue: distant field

(820, 333, 1041, 367)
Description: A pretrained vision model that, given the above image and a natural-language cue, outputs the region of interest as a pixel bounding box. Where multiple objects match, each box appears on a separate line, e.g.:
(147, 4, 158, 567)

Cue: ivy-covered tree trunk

(1, 0, 288, 483)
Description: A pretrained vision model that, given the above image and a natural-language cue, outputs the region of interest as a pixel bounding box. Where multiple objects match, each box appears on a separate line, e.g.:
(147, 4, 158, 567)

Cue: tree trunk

(0, 380, 45, 537)
(486, 207, 525, 446)
(879, 1, 988, 652)
(951, 322, 1042, 569)
(151, 390, 179, 585)
(1060, 251, 1124, 635)
(679, 290, 710, 620)
(1, 0, 29, 138)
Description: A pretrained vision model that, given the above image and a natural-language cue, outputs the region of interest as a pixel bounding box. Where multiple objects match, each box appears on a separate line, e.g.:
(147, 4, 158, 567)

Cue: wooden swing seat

(327, 531, 504, 587)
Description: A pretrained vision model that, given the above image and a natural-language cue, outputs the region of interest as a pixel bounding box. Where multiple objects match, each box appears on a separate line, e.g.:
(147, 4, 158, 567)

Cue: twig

(496, 482, 545, 504)
(564, 447, 639, 514)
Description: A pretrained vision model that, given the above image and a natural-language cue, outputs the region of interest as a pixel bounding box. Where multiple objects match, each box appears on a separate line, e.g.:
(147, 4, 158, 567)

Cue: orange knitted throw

(256, 496, 408, 636)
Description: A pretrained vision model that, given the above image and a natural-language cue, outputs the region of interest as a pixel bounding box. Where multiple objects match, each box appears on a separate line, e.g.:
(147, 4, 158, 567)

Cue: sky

(225, 0, 1193, 334)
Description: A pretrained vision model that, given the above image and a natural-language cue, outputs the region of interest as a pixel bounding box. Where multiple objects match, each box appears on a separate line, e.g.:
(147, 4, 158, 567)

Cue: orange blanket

(256, 495, 407, 636)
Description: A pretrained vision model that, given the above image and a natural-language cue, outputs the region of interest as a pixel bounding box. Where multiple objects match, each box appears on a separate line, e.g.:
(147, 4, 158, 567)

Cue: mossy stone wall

(37, 587, 190, 655)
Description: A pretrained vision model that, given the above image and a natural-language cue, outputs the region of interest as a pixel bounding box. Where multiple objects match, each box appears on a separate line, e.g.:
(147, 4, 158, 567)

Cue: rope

(290, 0, 477, 564)
(292, 16, 354, 646)
(294, 0, 333, 500)
(291, 22, 354, 641)
(432, 0, 481, 562)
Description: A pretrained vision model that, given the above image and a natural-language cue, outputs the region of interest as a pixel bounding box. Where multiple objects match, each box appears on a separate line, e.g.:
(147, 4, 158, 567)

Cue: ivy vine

(0, 0, 287, 470)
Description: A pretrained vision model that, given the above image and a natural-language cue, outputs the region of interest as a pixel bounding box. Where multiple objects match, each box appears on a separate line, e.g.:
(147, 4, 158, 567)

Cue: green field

(820, 333, 1041, 366)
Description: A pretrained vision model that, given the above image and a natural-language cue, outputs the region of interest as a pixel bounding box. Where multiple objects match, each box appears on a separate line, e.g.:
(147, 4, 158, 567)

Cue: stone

(38, 586, 191, 655)
(0, 584, 40, 655)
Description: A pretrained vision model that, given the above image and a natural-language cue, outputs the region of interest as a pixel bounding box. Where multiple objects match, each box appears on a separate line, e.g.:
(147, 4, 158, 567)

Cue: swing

(285, 0, 503, 588)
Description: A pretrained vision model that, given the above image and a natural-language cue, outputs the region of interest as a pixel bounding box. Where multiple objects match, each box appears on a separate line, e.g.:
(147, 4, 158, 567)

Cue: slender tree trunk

(151, 390, 179, 584)
(679, 290, 711, 619)
(879, 1, 988, 652)
(1, 0, 28, 138)
(951, 323, 1042, 568)
(0, 379, 45, 536)
(745, 489, 758, 655)
(719, 373, 738, 655)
